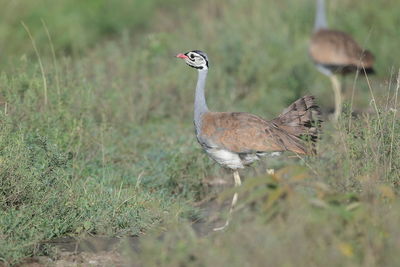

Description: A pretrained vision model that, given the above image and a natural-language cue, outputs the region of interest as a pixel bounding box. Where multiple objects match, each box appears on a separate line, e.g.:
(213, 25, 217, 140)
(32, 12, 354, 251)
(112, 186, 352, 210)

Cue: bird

(176, 50, 322, 230)
(309, 0, 375, 121)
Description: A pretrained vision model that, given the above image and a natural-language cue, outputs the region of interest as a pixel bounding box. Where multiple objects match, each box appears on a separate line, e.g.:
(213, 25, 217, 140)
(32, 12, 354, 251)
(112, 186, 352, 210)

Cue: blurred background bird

(309, 0, 375, 121)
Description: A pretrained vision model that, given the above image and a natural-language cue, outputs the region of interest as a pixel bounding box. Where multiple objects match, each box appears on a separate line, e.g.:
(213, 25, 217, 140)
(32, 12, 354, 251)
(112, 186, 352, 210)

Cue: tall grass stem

(41, 19, 61, 105)
(21, 21, 48, 107)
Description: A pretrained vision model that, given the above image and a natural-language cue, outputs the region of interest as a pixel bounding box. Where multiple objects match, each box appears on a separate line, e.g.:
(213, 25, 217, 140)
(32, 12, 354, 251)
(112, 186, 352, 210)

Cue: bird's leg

(213, 170, 242, 231)
(330, 74, 342, 122)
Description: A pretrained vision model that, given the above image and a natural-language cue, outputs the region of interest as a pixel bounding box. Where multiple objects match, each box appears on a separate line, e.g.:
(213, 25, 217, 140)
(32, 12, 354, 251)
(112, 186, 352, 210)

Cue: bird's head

(176, 50, 209, 70)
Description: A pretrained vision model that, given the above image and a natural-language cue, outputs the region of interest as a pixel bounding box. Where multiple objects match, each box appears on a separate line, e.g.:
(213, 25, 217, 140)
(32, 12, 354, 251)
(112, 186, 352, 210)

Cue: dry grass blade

(389, 69, 400, 172)
(21, 21, 48, 107)
(41, 19, 61, 104)
(364, 67, 382, 130)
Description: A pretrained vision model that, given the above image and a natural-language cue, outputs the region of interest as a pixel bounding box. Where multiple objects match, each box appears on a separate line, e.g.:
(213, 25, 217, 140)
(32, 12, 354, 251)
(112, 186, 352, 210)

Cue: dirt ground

(12, 193, 227, 267)
(13, 236, 140, 267)
(16, 251, 125, 267)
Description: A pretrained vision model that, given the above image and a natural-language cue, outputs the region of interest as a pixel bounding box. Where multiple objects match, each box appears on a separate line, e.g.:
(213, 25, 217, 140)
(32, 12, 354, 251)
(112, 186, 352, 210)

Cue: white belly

(204, 148, 282, 170)
(205, 148, 244, 169)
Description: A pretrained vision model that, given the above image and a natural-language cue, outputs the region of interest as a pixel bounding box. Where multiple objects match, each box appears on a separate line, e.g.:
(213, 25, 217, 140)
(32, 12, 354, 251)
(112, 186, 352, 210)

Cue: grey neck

(194, 69, 209, 133)
(314, 0, 328, 31)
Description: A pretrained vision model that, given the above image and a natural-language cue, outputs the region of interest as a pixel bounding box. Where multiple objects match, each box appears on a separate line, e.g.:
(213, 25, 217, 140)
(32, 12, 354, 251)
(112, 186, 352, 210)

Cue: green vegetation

(0, 0, 399, 265)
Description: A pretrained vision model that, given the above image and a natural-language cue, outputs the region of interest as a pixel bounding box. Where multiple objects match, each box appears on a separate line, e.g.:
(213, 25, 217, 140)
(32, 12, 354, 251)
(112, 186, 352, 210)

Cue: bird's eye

(190, 54, 195, 59)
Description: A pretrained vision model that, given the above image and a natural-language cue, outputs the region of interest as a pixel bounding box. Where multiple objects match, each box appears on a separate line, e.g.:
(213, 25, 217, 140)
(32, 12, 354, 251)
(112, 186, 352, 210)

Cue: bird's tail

(272, 95, 322, 151)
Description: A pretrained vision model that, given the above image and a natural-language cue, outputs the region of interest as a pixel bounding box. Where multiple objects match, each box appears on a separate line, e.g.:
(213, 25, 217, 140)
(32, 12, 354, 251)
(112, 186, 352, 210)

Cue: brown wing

(200, 112, 308, 155)
(272, 95, 321, 143)
(309, 29, 374, 68)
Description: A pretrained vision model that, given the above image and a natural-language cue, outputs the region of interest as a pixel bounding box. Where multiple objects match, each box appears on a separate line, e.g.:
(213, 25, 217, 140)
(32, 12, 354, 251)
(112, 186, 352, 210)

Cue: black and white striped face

(176, 50, 209, 70)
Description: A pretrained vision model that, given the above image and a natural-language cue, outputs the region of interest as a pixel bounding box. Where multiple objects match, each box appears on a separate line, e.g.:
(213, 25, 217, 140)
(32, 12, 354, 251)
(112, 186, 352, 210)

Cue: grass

(129, 102, 400, 266)
(0, 0, 399, 265)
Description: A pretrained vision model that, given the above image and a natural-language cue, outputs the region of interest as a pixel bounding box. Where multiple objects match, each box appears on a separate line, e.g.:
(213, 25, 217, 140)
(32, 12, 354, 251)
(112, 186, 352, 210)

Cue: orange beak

(176, 53, 188, 59)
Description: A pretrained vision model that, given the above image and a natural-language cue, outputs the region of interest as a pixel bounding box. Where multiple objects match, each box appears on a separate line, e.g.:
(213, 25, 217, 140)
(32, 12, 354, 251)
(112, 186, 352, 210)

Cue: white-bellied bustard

(177, 50, 322, 230)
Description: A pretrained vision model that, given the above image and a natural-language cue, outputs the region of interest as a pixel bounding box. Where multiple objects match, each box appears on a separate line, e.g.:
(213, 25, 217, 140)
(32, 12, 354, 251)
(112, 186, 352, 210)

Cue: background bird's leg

(330, 75, 342, 121)
(213, 170, 242, 231)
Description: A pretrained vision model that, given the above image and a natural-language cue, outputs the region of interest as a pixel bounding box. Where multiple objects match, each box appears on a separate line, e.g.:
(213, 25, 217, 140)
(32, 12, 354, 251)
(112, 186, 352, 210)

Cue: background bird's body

(310, 29, 375, 75)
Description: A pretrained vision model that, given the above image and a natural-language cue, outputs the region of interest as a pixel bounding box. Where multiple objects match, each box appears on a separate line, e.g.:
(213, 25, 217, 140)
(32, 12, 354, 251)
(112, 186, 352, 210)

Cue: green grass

(0, 0, 399, 265)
